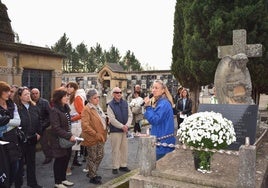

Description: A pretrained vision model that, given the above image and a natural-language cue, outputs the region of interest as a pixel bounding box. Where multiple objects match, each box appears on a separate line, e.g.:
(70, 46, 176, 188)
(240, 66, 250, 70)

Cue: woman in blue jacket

(143, 80, 176, 160)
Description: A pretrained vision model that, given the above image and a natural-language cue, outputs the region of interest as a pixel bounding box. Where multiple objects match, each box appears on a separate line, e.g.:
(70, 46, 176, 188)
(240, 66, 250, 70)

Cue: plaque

(198, 104, 258, 150)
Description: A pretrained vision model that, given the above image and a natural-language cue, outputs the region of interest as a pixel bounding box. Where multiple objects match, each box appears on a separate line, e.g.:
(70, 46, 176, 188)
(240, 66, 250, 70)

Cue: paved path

(15, 130, 144, 188)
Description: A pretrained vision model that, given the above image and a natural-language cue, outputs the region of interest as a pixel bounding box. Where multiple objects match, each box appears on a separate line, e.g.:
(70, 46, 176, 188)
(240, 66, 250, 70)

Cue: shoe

(89, 177, 102, 184)
(66, 168, 72, 176)
(82, 168, 89, 173)
(112, 169, 118, 174)
(62, 180, 74, 186)
(72, 161, 82, 166)
(119, 167, 131, 172)
(54, 184, 67, 188)
(87, 174, 102, 180)
(42, 157, 52, 164)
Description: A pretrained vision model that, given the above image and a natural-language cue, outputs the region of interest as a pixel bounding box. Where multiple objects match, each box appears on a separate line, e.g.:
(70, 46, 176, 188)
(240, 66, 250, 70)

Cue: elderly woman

(81, 89, 108, 185)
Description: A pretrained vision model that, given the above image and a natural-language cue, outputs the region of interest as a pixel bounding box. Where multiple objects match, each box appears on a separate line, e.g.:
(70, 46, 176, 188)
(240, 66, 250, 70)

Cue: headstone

(215, 29, 262, 104)
(198, 104, 258, 150)
(214, 53, 253, 104)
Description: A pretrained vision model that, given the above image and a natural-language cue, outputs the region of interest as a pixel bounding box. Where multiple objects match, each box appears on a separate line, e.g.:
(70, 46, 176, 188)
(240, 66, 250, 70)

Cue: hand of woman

(70, 135, 76, 142)
(36, 133, 41, 141)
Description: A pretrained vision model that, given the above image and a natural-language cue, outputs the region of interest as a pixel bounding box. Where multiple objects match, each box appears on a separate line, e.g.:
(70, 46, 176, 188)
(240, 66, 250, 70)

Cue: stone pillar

(238, 144, 256, 188)
(139, 136, 156, 176)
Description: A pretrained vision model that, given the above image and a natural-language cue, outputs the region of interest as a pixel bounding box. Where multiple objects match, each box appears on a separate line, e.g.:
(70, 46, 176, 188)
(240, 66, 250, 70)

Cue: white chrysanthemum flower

(178, 111, 236, 150)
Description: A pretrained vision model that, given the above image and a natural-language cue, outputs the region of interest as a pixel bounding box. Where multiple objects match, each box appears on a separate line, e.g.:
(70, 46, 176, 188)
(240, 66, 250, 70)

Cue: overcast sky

(3, 0, 176, 70)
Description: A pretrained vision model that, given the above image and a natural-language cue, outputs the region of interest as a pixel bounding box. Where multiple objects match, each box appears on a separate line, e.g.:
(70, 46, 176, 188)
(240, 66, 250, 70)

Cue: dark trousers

(1, 128, 21, 187)
(16, 143, 38, 187)
(54, 148, 71, 184)
(134, 123, 141, 133)
(40, 128, 52, 158)
(0, 144, 9, 188)
(9, 160, 19, 187)
(177, 118, 184, 129)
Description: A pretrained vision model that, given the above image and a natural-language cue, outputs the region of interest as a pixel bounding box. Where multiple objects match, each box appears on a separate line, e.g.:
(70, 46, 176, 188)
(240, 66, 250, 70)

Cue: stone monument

(215, 29, 262, 104)
(127, 29, 268, 188)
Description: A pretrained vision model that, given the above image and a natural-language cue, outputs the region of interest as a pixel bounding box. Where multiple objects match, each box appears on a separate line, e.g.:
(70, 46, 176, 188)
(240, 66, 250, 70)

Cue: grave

(128, 29, 268, 188)
(198, 104, 258, 150)
(215, 29, 262, 104)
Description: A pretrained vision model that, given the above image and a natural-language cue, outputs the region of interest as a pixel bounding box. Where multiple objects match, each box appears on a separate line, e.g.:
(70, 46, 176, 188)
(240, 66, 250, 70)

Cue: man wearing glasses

(107, 87, 133, 174)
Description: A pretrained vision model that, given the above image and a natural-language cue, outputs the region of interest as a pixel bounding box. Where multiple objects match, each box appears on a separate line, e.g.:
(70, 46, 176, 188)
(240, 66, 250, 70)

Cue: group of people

(0, 79, 193, 188)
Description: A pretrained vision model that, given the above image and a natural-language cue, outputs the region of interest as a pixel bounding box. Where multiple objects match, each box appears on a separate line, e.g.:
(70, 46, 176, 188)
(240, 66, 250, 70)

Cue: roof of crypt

(0, 1, 14, 42)
(102, 63, 125, 73)
(0, 41, 65, 58)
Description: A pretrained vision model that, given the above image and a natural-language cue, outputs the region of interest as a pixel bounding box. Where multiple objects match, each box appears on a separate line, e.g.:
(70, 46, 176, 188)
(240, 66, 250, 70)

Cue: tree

(88, 43, 105, 72)
(51, 35, 144, 73)
(51, 33, 73, 72)
(172, 0, 268, 111)
(104, 45, 121, 64)
(120, 50, 143, 71)
(172, 1, 220, 112)
(75, 42, 89, 72)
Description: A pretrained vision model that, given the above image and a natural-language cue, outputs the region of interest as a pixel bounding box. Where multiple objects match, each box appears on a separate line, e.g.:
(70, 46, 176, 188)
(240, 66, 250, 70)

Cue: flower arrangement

(177, 111, 236, 172)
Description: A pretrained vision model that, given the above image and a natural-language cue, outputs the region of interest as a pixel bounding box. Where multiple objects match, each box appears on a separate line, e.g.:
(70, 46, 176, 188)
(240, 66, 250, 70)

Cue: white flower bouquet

(177, 111, 236, 172)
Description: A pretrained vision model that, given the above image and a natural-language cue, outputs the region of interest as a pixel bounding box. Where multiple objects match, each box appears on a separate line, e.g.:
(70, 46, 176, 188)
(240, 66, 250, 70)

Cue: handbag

(58, 137, 75, 148)
(16, 128, 26, 144)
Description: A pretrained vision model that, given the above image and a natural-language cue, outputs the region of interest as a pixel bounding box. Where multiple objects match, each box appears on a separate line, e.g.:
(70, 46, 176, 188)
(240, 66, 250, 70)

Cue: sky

(3, 0, 176, 70)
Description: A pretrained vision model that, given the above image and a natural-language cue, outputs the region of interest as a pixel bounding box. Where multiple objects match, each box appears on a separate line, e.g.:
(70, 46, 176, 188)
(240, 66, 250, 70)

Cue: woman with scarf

(50, 89, 76, 188)
(81, 89, 108, 185)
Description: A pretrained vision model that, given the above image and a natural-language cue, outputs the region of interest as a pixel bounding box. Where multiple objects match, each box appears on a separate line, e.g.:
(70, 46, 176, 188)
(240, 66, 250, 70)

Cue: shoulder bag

(59, 137, 75, 148)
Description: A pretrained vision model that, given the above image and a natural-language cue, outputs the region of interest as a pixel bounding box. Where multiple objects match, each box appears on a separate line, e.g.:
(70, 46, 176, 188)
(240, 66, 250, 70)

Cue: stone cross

(217, 29, 262, 59)
(215, 29, 263, 104)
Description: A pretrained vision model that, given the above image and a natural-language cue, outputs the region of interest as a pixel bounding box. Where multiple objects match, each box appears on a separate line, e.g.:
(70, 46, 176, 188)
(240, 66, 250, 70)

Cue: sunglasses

(113, 91, 122, 94)
(18, 86, 29, 96)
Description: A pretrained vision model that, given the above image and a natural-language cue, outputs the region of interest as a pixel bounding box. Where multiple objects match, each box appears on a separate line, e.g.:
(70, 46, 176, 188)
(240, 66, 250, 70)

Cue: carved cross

(217, 29, 262, 59)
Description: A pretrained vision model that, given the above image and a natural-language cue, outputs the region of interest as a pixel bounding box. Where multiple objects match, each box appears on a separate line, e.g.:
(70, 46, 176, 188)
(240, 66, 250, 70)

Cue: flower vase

(193, 151, 212, 173)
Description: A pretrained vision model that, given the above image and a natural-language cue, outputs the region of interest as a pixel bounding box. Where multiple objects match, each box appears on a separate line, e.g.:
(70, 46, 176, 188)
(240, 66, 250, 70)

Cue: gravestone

(198, 104, 258, 150)
(215, 29, 262, 104)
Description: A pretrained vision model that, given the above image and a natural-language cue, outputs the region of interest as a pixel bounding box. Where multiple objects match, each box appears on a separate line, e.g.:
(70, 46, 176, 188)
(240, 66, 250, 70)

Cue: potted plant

(177, 111, 236, 173)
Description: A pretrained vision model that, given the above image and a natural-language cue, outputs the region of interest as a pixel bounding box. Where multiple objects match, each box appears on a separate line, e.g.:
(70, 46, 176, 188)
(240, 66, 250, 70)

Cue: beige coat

(81, 105, 107, 147)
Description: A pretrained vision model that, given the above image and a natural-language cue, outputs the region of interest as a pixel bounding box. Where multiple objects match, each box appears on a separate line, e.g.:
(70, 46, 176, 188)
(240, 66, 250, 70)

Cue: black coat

(17, 104, 41, 138)
(176, 98, 192, 116)
(0, 100, 21, 163)
(36, 98, 51, 132)
(49, 105, 72, 158)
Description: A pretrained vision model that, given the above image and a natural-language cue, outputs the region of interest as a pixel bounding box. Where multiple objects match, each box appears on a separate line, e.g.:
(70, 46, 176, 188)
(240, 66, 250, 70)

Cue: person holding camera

(0, 81, 21, 188)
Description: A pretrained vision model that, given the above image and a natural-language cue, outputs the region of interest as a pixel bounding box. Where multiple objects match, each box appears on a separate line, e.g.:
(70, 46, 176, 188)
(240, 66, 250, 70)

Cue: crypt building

(0, 1, 64, 100)
(62, 63, 180, 97)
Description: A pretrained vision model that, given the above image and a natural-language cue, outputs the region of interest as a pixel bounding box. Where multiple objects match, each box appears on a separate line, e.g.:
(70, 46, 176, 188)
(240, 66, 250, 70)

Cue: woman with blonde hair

(143, 80, 176, 160)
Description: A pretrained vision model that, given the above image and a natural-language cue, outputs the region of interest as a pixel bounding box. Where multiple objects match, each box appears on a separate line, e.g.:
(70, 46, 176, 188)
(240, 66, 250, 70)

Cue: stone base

(130, 139, 268, 188)
(130, 174, 211, 188)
